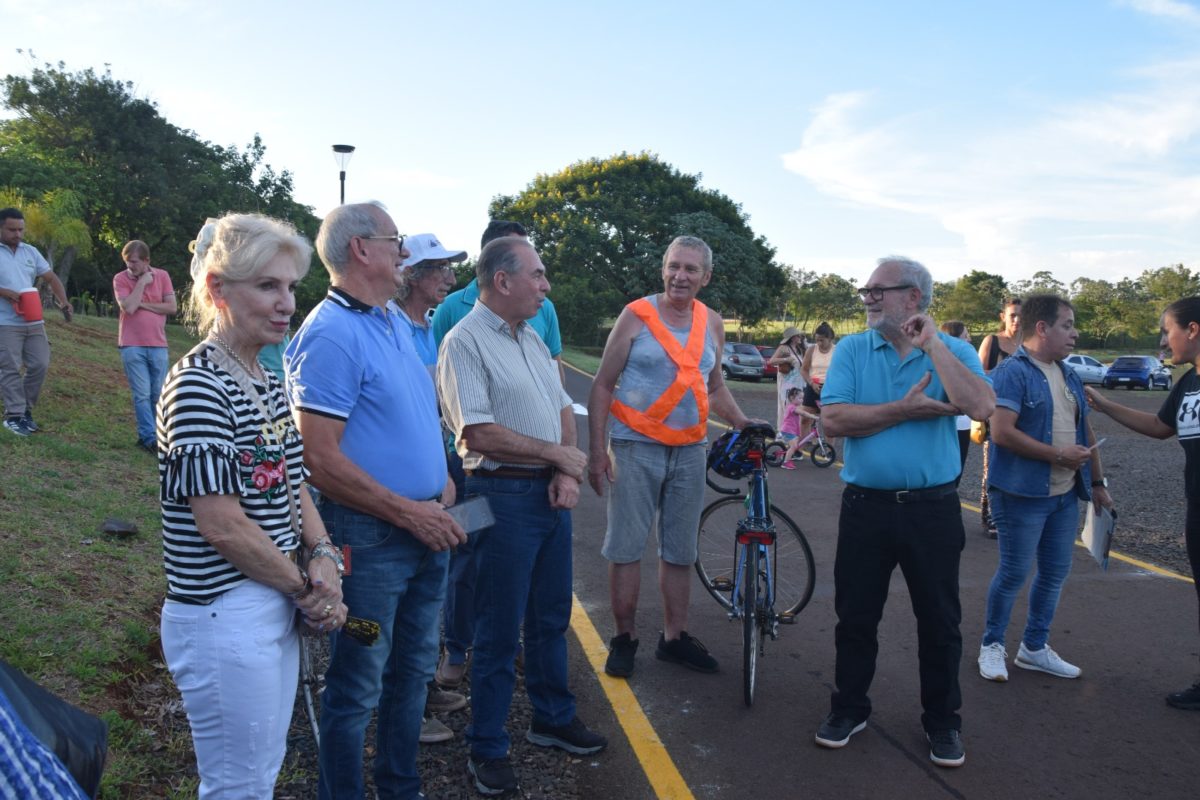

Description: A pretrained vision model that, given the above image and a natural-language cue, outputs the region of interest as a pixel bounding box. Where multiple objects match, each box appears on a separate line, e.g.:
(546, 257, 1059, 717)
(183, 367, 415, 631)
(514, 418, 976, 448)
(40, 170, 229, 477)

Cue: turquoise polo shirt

(285, 288, 446, 501)
(431, 278, 562, 357)
(821, 329, 988, 490)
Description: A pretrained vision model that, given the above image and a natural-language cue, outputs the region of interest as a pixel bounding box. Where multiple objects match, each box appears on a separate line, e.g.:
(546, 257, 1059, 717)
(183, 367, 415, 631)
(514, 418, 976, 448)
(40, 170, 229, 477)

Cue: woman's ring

(323, 604, 334, 616)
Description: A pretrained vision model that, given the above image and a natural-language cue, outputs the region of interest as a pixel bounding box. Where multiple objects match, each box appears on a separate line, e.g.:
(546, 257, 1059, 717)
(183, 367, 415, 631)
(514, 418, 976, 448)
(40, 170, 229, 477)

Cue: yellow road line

(570, 598, 696, 799)
(958, 499, 1193, 584)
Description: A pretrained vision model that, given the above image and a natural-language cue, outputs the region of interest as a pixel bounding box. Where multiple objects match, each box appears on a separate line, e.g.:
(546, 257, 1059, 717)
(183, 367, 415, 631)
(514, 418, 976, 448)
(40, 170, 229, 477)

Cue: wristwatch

(1092, 477, 1108, 488)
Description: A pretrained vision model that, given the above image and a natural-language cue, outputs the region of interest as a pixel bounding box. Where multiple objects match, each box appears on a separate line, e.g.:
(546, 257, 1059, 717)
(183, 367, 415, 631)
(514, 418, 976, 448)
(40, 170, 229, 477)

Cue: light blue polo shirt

(431, 278, 563, 357)
(285, 288, 446, 501)
(821, 329, 988, 489)
(0, 242, 50, 327)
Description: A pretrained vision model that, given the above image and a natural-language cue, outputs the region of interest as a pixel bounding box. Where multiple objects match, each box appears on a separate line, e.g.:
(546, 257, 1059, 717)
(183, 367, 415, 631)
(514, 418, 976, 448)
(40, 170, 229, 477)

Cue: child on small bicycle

(779, 388, 820, 469)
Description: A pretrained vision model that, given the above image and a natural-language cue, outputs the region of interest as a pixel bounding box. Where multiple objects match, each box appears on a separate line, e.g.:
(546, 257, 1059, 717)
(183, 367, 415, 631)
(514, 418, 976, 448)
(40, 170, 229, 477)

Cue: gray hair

(315, 201, 388, 276)
(663, 235, 713, 272)
(185, 213, 312, 335)
(878, 255, 932, 312)
(476, 236, 533, 291)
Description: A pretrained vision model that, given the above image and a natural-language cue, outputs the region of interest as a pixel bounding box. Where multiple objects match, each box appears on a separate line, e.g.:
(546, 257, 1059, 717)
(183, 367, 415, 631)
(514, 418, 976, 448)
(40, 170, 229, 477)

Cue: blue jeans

(983, 489, 1079, 651)
(442, 449, 475, 663)
(316, 498, 448, 800)
(465, 474, 575, 759)
(119, 346, 169, 445)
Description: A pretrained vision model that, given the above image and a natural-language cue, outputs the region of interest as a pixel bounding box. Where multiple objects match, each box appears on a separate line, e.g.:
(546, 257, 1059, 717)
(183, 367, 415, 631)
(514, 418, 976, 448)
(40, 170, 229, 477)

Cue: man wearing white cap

(394, 233, 467, 369)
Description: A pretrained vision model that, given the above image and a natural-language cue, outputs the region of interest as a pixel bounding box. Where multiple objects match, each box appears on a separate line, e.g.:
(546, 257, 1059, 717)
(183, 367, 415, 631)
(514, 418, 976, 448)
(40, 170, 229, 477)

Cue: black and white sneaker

(927, 729, 966, 767)
(21, 410, 38, 432)
(814, 713, 867, 748)
(467, 756, 518, 796)
(525, 716, 607, 755)
(3, 417, 30, 437)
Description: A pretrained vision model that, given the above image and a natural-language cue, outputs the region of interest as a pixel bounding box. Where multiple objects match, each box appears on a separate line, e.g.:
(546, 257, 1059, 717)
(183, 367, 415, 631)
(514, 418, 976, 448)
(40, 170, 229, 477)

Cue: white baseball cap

(401, 233, 468, 268)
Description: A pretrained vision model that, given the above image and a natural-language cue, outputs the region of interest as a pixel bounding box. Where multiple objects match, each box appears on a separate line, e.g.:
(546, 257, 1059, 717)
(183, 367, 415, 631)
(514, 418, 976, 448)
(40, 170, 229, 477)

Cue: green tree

(1138, 264, 1200, 310)
(0, 62, 322, 309)
(0, 187, 92, 287)
(488, 152, 786, 344)
(1012, 270, 1066, 298)
(930, 270, 1009, 329)
(794, 273, 860, 331)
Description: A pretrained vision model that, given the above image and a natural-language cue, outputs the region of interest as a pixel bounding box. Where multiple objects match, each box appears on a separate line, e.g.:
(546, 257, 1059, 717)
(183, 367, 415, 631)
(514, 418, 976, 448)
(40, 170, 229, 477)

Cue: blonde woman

(158, 214, 346, 798)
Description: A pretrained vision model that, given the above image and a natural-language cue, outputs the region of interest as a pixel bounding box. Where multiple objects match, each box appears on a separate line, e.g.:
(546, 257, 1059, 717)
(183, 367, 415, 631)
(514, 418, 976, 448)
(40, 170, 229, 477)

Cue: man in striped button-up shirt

(438, 236, 607, 796)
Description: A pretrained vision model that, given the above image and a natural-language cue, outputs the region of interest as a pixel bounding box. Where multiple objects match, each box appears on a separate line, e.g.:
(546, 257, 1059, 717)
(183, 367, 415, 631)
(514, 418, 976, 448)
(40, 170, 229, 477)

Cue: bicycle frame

(728, 441, 777, 630)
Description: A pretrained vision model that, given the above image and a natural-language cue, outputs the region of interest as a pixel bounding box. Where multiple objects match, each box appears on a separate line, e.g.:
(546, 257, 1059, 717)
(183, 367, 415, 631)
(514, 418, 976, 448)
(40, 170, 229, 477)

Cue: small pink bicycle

(764, 415, 836, 468)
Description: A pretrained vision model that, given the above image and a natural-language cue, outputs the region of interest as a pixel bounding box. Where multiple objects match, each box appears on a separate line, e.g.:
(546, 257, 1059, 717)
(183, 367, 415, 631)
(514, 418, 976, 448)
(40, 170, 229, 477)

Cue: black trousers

(831, 487, 966, 732)
(1186, 499, 1200, 666)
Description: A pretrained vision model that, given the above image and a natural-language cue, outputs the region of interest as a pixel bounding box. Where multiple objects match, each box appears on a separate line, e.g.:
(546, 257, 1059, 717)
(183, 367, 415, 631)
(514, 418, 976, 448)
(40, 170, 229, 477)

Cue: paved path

(561, 366, 1198, 800)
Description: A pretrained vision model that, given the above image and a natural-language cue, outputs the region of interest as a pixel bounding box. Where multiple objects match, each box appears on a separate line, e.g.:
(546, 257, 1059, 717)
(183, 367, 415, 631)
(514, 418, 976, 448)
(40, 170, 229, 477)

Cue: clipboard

(1081, 503, 1117, 571)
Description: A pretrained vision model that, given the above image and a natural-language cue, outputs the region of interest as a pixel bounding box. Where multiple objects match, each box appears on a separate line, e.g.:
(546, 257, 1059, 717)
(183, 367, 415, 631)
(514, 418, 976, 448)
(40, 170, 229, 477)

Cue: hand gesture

(550, 444, 588, 481)
(588, 450, 614, 497)
(900, 314, 938, 349)
(549, 472, 581, 510)
(898, 372, 958, 419)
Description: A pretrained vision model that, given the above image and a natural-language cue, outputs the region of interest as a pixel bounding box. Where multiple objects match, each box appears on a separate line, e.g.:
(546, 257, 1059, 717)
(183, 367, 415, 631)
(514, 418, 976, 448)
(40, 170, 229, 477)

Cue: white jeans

(161, 580, 298, 799)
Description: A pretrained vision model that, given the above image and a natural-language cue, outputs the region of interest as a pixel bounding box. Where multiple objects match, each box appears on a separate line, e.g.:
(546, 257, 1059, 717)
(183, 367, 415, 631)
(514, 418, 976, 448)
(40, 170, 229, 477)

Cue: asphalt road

(561, 367, 1199, 800)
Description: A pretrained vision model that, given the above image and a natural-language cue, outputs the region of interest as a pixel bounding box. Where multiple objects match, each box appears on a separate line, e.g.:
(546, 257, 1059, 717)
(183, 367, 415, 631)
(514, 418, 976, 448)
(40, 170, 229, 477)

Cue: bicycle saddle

(740, 422, 776, 441)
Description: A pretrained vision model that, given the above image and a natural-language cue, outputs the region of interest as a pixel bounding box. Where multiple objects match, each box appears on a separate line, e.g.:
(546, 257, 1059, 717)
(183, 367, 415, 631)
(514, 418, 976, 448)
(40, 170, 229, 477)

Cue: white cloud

(1120, 0, 1200, 26)
(780, 47, 1200, 283)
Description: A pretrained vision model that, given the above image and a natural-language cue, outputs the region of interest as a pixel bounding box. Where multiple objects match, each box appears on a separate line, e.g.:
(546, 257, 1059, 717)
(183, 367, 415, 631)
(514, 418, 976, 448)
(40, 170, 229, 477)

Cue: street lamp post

(331, 144, 356, 205)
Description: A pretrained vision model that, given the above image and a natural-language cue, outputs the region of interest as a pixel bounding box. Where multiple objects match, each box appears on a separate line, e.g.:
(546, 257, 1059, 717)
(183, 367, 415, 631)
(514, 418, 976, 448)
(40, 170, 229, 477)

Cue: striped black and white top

(157, 342, 306, 604)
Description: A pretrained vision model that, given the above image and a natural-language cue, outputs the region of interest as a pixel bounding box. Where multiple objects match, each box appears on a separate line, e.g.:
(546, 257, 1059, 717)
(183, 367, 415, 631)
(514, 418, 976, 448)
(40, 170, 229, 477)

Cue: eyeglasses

(361, 233, 407, 251)
(857, 284, 913, 301)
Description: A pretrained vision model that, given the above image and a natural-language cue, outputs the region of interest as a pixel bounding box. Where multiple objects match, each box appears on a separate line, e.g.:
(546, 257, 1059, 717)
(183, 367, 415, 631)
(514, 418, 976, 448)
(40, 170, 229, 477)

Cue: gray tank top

(611, 295, 717, 444)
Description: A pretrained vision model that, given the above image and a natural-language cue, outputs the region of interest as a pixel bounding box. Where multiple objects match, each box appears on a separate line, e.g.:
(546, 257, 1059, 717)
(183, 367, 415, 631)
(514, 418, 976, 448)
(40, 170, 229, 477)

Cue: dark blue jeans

(465, 474, 575, 759)
(316, 498, 448, 800)
(831, 487, 965, 733)
(442, 449, 475, 663)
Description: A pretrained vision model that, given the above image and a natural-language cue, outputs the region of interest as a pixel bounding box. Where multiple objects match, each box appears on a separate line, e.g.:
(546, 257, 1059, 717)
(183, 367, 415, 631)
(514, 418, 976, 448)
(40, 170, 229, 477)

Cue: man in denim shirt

(978, 294, 1114, 684)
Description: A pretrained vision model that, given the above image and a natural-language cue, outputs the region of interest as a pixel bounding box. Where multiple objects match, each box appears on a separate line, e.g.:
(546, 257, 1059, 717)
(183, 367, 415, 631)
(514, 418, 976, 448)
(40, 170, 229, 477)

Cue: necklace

(210, 333, 264, 382)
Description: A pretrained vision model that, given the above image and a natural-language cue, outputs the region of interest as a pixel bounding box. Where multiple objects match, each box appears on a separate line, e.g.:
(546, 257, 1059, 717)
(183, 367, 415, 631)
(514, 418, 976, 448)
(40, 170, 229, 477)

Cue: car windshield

(1111, 357, 1148, 369)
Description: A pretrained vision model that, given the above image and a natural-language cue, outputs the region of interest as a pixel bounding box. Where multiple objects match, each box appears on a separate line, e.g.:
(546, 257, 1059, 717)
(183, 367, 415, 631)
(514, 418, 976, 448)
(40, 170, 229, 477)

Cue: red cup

(16, 288, 43, 322)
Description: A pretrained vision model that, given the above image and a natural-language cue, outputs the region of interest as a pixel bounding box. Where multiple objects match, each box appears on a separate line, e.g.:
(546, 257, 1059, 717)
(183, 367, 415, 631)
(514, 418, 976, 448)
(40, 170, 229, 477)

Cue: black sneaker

(467, 755, 518, 796)
(605, 632, 638, 678)
(655, 631, 718, 673)
(1166, 680, 1200, 710)
(525, 716, 607, 755)
(21, 410, 38, 432)
(927, 729, 965, 767)
(814, 713, 867, 748)
(136, 439, 156, 454)
(3, 417, 30, 437)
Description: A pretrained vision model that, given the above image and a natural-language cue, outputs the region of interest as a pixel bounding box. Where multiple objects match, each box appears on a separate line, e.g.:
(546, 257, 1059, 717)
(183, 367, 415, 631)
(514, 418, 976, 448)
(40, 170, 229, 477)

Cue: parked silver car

(1063, 354, 1107, 385)
(722, 342, 765, 382)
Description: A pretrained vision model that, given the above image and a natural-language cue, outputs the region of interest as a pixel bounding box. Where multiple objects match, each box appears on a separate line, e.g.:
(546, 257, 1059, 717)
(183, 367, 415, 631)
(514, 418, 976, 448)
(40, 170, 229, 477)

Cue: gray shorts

(602, 439, 707, 565)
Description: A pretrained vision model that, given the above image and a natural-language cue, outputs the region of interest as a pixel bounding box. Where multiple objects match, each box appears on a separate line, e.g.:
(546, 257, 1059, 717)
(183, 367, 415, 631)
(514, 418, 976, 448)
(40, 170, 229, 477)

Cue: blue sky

(5, 0, 1199, 286)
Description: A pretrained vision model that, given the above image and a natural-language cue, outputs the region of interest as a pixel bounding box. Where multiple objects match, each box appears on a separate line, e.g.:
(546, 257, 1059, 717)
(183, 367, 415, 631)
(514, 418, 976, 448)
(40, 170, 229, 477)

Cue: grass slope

(0, 315, 199, 798)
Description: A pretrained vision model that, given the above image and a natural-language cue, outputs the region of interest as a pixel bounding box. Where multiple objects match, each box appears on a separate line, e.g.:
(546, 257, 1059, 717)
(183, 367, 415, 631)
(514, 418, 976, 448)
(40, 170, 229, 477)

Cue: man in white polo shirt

(0, 207, 72, 436)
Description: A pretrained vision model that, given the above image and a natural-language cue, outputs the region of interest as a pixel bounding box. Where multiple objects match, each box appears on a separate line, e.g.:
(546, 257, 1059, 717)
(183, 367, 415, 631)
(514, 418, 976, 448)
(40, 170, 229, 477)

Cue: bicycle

(697, 423, 816, 705)
(763, 414, 836, 469)
(298, 631, 329, 744)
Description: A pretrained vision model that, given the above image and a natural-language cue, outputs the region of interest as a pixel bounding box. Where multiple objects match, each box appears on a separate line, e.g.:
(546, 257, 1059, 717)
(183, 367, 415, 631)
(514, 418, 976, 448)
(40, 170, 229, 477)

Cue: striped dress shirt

(437, 301, 571, 471)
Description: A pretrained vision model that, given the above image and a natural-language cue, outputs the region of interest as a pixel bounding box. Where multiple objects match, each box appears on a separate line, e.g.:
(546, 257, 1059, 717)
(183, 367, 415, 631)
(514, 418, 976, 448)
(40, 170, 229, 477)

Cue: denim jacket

(987, 346, 1092, 500)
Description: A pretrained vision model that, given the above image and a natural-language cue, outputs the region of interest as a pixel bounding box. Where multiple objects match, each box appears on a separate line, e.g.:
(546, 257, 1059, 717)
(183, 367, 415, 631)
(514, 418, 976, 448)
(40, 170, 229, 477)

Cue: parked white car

(1064, 354, 1107, 385)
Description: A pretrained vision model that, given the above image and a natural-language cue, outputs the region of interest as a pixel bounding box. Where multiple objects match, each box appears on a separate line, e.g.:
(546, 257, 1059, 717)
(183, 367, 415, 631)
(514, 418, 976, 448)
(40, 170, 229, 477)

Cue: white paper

(1081, 503, 1116, 571)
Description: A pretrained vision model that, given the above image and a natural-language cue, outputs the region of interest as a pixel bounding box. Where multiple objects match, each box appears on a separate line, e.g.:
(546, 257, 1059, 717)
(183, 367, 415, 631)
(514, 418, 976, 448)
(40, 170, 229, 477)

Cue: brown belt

(466, 466, 555, 480)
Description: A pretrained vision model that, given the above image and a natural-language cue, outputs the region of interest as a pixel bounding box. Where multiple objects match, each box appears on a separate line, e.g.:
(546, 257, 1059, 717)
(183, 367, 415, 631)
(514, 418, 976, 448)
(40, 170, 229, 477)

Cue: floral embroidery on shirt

(239, 435, 287, 500)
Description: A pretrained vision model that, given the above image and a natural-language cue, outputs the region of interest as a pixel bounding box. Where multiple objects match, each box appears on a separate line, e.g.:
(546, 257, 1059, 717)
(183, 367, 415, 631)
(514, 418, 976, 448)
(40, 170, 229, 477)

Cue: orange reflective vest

(610, 297, 710, 446)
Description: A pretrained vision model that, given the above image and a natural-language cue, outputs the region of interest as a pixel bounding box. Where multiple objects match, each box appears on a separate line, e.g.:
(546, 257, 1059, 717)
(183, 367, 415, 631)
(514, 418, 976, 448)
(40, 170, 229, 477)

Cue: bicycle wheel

(809, 441, 837, 468)
(299, 631, 330, 745)
(695, 497, 816, 617)
(763, 442, 787, 468)
(742, 543, 760, 707)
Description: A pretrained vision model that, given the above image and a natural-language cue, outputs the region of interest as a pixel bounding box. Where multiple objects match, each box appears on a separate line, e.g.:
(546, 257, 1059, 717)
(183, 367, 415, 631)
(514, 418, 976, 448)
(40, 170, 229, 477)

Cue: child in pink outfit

(780, 388, 820, 469)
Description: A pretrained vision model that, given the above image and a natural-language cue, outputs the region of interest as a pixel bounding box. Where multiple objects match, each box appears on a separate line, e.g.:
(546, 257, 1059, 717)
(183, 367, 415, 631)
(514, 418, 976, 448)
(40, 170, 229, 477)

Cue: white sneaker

(1015, 642, 1081, 679)
(978, 642, 1008, 682)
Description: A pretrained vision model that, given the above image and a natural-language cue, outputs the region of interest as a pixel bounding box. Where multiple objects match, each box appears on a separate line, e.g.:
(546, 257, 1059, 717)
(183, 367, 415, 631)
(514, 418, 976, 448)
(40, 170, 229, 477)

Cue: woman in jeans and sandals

(770, 326, 806, 432)
(158, 214, 346, 799)
(976, 298, 1021, 537)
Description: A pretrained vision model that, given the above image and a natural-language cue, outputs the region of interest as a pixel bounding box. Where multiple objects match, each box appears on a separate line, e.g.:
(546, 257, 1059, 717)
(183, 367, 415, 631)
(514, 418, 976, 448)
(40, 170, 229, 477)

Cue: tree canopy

(489, 152, 787, 343)
(0, 61, 325, 311)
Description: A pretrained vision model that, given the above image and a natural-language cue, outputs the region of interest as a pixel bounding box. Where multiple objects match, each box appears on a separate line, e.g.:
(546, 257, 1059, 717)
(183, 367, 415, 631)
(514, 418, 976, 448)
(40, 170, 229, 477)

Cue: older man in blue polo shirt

(286, 201, 466, 800)
(812, 256, 993, 770)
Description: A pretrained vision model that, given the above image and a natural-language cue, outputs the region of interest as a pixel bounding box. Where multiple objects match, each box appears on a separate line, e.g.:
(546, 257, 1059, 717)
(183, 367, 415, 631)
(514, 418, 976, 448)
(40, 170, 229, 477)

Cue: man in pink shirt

(113, 240, 176, 451)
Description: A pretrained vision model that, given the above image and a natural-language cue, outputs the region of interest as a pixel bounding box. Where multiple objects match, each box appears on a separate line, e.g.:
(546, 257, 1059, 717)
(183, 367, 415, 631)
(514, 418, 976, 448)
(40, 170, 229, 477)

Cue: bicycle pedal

(711, 576, 734, 591)
(777, 612, 798, 625)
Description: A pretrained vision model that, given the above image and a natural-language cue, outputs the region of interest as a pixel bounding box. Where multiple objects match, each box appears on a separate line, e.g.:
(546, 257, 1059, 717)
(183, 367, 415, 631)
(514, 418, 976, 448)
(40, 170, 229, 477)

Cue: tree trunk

(53, 245, 77, 291)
